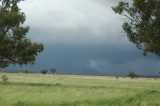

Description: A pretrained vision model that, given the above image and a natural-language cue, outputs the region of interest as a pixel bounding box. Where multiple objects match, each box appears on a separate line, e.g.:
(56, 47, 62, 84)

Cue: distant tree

(24, 70, 29, 74)
(40, 70, 48, 75)
(122, 76, 126, 78)
(128, 71, 139, 79)
(115, 76, 119, 79)
(112, 0, 160, 56)
(50, 68, 56, 75)
(1, 75, 8, 84)
(0, 0, 44, 68)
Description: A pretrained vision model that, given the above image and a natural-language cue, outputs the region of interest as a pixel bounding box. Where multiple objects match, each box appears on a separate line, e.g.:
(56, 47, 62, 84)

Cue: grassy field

(0, 73, 160, 106)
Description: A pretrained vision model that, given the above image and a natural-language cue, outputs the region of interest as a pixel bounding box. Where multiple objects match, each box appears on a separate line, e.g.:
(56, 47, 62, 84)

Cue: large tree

(112, 0, 160, 56)
(0, 0, 44, 68)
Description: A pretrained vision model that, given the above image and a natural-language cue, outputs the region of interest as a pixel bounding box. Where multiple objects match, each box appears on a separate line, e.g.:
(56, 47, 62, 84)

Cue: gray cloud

(11, 0, 160, 76)
(20, 0, 126, 45)
(11, 44, 159, 76)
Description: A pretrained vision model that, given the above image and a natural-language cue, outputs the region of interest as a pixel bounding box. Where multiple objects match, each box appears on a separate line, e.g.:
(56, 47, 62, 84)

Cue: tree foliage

(112, 0, 160, 56)
(128, 71, 139, 79)
(40, 69, 48, 75)
(0, 0, 44, 68)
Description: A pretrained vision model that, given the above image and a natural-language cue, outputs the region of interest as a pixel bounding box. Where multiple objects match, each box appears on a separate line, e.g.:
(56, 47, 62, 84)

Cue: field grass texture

(0, 73, 160, 106)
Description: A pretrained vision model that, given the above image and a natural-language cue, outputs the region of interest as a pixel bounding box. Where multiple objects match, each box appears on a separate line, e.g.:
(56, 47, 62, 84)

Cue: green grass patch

(0, 73, 160, 106)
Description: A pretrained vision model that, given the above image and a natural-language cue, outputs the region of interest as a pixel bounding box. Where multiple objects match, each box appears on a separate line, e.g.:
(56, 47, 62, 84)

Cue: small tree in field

(40, 70, 48, 75)
(128, 71, 139, 79)
(115, 76, 119, 79)
(24, 70, 29, 74)
(50, 68, 56, 75)
(1, 75, 8, 84)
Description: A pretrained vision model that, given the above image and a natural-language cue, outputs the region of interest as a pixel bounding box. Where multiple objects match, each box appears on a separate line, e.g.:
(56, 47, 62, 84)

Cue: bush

(24, 70, 29, 74)
(14, 101, 26, 106)
(115, 76, 119, 79)
(128, 71, 139, 79)
(1, 75, 9, 84)
(40, 70, 48, 75)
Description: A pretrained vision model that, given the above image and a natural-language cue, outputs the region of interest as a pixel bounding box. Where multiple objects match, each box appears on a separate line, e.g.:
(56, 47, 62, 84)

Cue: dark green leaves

(0, 0, 44, 68)
(112, 0, 160, 56)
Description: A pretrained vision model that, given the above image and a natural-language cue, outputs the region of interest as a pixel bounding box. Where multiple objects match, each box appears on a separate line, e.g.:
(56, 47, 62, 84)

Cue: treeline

(0, 68, 56, 75)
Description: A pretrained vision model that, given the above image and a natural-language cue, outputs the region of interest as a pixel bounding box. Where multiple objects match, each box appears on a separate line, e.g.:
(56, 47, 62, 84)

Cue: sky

(9, 0, 160, 76)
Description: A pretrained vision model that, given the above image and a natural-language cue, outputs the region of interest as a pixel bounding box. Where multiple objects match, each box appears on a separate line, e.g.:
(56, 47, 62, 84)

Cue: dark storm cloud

(24, 43, 160, 76)
(12, 0, 160, 76)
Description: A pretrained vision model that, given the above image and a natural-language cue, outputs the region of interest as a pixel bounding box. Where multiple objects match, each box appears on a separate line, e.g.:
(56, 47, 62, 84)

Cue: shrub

(115, 76, 119, 79)
(128, 71, 139, 79)
(40, 70, 48, 75)
(14, 101, 26, 106)
(1, 75, 9, 85)
(24, 70, 29, 74)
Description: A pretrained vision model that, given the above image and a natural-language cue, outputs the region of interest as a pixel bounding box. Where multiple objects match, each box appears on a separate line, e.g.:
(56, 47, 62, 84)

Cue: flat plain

(0, 73, 160, 106)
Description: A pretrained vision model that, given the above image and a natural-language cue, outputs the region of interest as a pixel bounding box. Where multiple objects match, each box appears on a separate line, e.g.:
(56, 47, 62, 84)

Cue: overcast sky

(10, 0, 160, 76)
